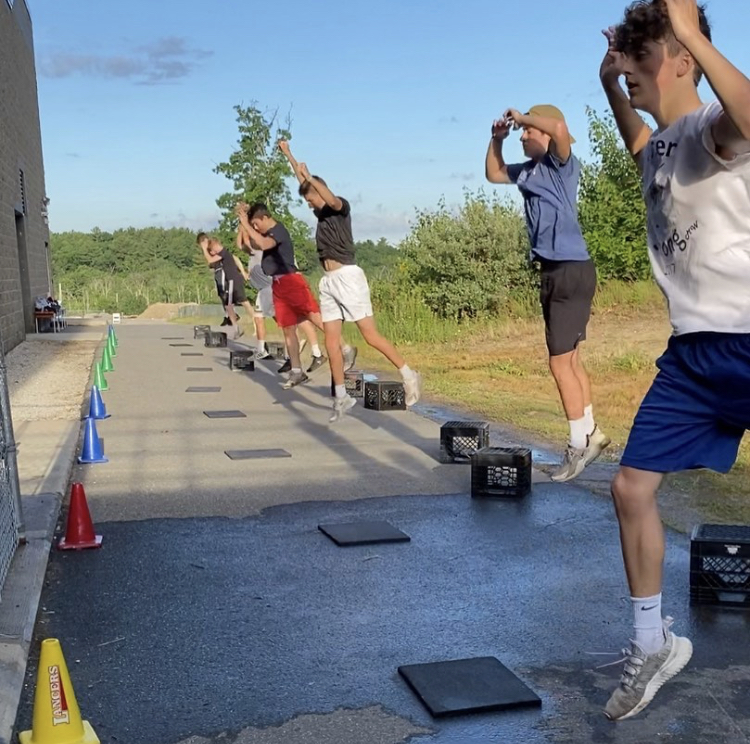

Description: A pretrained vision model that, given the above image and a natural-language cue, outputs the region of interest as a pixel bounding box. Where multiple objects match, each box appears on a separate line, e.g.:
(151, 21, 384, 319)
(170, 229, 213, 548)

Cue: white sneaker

(550, 445, 587, 482)
(329, 395, 357, 423)
(403, 372, 422, 407)
(584, 425, 611, 466)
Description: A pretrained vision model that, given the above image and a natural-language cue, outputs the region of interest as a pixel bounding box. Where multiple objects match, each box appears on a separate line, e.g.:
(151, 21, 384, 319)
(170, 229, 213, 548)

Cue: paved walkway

(10, 322, 750, 743)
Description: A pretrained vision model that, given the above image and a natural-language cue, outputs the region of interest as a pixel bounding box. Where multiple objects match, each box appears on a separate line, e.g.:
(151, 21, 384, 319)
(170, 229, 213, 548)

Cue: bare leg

(254, 316, 266, 342)
(571, 347, 592, 410)
(299, 319, 320, 348)
(549, 350, 585, 421)
(282, 325, 301, 369)
(325, 320, 345, 386)
(355, 316, 405, 369)
(612, 467, 665, 597)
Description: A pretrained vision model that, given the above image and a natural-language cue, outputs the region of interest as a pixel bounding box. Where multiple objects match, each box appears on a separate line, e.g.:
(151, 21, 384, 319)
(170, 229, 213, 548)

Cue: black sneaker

(306, 354, 327, 374)
(278, 359, 292, 374)
(220, 317, 230, 327)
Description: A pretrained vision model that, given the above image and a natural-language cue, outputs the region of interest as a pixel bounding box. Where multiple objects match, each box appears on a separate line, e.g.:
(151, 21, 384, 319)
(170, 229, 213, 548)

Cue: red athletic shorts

(272, 273, 320, 328)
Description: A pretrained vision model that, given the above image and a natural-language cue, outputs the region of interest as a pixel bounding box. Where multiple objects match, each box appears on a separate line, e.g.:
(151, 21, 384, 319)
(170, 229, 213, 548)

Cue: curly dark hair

(614, 0, 711, 83)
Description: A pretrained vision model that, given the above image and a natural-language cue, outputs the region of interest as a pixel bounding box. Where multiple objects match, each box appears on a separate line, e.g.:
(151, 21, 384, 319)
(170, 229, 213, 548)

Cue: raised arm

(201, 243, 222, 265)
(505, 107, 573, 163)
(485, 117, 514, 184)
(233, 254, 249, 281)
(297, 161, 343, 211)
(600, 27, 652, 168)
(666, 0, 750, 154)
(278, 140, 306, 185)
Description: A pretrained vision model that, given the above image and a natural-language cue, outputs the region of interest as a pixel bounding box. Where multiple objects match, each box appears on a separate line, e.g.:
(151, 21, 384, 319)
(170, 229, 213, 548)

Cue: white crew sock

(342, 344, 353, 354)
(569, 417, 588, 449)
(334, 384, 347, 399)
(311, 344, 322, 358)
(291, 367, 302, 375)
(583, 404, 595, 434)
(632, 593, 665, 655)
(256, 339, 266, 353)
(399, 364, 415, 380)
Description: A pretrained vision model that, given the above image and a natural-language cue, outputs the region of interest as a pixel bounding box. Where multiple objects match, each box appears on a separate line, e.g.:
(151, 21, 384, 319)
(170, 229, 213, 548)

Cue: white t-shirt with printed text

(642, 100, 750, 335)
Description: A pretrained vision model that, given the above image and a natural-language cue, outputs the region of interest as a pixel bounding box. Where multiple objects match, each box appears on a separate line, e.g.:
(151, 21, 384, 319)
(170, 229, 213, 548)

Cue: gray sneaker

(234, 325, 244, 340)
(343, 346, 358, 372)
(307, 354, 327, 374)
(329, 395, 357, 423)
(282, 371, 310, 390)
(604, 618, 693, 721)
(550, 445, 587, 482)
(584, 425, 611, 466)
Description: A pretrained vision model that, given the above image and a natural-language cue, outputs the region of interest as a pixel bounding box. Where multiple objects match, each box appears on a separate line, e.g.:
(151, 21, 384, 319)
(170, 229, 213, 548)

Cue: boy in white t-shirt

(600, 0, 750, 720)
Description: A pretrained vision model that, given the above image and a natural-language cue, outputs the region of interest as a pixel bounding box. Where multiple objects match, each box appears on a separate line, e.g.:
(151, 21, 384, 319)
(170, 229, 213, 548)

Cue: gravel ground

(5, 340, 99, 422)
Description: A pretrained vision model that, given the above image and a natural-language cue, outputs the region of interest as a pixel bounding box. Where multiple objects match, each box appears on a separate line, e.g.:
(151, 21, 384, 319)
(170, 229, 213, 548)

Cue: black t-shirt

(261, 222, 297, 277)
(218, 248, 243, 284)
(314, 197, 355, 265)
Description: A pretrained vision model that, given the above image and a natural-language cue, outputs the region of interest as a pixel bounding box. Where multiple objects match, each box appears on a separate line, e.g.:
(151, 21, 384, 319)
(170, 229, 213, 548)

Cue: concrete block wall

(0, 0, 50, 353)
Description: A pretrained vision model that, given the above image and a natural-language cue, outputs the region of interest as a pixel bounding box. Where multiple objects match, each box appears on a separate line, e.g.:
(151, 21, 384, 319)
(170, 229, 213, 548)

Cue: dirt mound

(138, 303, 195, 320)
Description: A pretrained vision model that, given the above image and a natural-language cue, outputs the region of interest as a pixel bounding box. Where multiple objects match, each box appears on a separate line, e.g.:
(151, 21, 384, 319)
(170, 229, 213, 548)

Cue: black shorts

(539, 259, 596, 356)
(222, 278, 247, 306)
(214, 273, 226, 305)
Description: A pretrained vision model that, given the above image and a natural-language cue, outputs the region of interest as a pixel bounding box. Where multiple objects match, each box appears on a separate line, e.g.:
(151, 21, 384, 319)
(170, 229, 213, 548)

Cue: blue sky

(30, 0, 750, 242)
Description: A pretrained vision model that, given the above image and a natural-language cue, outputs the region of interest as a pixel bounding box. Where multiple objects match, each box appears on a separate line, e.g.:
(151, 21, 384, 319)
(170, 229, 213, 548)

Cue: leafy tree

(213, 103, 317, 272)
(578, 108, 650, 280)
(399, 191, 535, 320)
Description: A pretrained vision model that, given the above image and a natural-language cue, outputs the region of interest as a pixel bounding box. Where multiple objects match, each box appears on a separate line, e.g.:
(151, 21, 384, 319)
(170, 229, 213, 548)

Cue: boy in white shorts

(600, 0, 750, 720)
(279, 140, 422, 422)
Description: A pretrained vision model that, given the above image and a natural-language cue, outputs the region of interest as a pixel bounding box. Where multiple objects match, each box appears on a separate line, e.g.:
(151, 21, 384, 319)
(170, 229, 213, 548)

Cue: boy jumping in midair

(279, 140, 422, 422)
(600, 0, 750, 719)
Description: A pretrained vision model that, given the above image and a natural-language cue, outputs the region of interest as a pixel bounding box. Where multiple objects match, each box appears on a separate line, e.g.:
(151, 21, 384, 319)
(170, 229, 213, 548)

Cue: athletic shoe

(255, 350, 274, 361)
(220, 317, 231, 327)
(550, 445, 587, 482)
(329, 395, 357, 423)
(234, 326, 244, 340)
(584, 425, 611, 467)
(604, 618, 693, 721)
(278, 359, 292, 374)
(343, 346, 358, 372)
(282, 371, 309, 389)
(403, 372, 422, 407)
(307, 354, 327, 374)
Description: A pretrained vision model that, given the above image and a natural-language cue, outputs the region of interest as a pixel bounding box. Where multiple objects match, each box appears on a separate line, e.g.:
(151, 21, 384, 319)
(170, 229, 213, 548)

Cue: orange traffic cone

(57, 483, 102, 551)
(18, 638, 99, 743)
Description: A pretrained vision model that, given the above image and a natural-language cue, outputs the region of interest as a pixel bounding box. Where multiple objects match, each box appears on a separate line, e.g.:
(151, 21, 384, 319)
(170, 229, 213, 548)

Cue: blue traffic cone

(108, 324, 118, 347)
(77, 417, 108, 464)
(88, 385, 110, 420)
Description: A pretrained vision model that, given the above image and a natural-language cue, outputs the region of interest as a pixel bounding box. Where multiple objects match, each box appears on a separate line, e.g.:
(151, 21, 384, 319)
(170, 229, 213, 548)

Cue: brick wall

(0, 0, 50, 353)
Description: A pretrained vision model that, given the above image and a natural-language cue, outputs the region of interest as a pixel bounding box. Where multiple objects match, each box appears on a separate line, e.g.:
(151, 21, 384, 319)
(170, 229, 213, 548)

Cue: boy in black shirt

(279, 140, 421, 422)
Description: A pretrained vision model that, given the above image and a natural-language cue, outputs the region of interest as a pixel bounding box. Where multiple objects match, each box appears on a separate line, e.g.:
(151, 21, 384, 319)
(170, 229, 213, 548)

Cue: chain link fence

(0, 339, 24, 600)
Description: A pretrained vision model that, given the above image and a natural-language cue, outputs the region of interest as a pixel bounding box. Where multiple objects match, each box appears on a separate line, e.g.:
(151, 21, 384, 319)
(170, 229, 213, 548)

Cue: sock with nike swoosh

(632, 593, 664, 654)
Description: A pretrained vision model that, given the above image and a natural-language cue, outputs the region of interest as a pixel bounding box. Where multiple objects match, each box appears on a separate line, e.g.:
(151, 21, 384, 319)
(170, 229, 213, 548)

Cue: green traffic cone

(107, 334, 117, 357)
(94, 361, 109, 391)
(101, 345, 114, 373)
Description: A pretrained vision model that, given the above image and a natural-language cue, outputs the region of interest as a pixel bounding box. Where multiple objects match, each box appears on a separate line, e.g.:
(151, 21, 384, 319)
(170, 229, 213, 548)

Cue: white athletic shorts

(318, 264, 373, 323)
(254, 286, 275, 319)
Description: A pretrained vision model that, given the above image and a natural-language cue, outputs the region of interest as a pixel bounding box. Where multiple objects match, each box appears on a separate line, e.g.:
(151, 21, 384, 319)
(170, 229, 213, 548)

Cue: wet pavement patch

(318, 520, 411, 547)
(204, 410, 247, 419)
(398, 656, 541, 717)
(181, 353, 204, 356)
(187, 367, 214, 372)
(186, 387, 221, 393)
(170, 343, 193, 347)
(225, 449, 291, 459)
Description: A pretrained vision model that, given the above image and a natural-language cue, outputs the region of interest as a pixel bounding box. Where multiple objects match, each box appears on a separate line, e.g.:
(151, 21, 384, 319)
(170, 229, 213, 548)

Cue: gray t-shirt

(508, 152, 590, 262)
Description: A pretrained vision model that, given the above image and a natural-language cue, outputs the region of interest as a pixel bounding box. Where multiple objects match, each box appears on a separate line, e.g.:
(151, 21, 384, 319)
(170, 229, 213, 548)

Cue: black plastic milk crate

(345, 370, 365, 398)
(471, 447, 532, 498)
(266, 341, 286, 360)
(440, 421, 490, 463)
(364, 380, 406, 411)
(690, 524, 750, 608)
(194, 325, 211, 340)
(229, 350, 255, 372)
(204, 331, 227, 348)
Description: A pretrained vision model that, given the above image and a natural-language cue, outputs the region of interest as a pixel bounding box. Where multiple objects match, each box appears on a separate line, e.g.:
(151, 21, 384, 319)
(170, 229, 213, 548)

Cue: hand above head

(491, 116, 512, 140)
(502, 108, 523, 129)
(600, 26, 625, 86)
(277, 139, 291, 155)
(234, 201, 249, 217)
(664, 0, 703, 45)
(298, 162, 312, 181)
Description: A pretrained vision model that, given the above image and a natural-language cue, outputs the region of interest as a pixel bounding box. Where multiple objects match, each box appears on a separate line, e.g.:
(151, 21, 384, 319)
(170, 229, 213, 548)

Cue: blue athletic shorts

(621, 332, 750, 474)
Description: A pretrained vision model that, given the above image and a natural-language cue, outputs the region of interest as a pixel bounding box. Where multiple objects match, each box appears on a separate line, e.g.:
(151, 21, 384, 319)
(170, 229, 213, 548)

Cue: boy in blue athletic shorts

(600, 0, 750, 720)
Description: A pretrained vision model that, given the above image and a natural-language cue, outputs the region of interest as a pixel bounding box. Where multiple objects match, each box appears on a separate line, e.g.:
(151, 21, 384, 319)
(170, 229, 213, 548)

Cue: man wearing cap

(485, 104, 609, 481)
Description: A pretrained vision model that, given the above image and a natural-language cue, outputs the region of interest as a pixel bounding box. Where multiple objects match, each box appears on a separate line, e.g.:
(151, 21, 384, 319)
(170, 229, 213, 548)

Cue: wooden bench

(33, 309, 67, 333)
